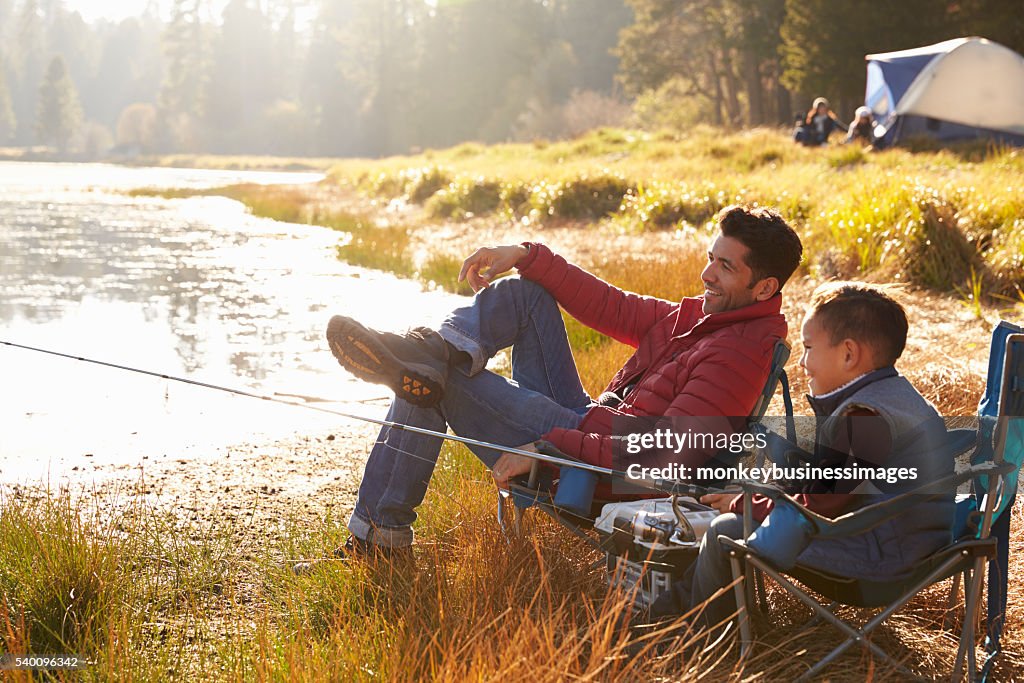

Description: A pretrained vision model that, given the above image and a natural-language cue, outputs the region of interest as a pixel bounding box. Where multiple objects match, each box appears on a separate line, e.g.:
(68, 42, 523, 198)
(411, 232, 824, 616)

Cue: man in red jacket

(323, 205, 803, 559)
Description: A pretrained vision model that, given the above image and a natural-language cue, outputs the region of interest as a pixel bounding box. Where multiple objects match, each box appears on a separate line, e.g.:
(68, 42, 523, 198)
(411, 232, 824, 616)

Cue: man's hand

(699, 491, 741, 514)
(458, 244, 529, 292)
(491, 442, 537, 488)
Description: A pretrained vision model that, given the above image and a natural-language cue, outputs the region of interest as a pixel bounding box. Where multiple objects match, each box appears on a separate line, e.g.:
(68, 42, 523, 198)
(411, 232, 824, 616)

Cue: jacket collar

(672, 293, 784, 337)
(806, 366, 899, 417)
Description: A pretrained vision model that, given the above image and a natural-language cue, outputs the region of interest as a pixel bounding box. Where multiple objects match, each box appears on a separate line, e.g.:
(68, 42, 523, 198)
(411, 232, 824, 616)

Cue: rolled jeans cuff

(348, 510, 414, 548)
(437, 324, 487, 376)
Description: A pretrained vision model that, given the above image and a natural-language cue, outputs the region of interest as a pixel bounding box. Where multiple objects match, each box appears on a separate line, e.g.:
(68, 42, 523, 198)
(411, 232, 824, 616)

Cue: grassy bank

(130, 154, 339, 172)
(327, 126, 1024, 300)
(0, 454, 735, 681)
(100, 127, 1023, 680)
(135, 126, 1024, 305)
(6, 449, 1018, 681)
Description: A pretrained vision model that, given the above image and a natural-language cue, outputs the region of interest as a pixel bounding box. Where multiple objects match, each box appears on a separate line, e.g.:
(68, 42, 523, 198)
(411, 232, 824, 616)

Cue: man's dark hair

(716, 205, 803, 288)
(809, 282, 908, 366)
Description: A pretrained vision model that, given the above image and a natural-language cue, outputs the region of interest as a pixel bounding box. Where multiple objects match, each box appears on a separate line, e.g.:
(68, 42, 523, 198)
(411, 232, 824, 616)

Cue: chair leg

(955, 557, 985, 682)
(729, 552, 752, 658)
(496, 492, 511, 541)
(752, 556, 950, 682)
(753, 568, 769, 615)
(744, 563, 757, 616)
(496, 491, 523, 542)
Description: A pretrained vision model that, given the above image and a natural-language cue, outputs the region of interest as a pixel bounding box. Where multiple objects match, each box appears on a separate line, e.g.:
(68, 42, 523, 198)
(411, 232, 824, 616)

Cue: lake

(0, 161, 462, 481)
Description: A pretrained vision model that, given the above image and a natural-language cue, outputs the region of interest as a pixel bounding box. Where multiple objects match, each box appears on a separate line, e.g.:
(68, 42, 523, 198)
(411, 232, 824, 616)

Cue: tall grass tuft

(336, 221, 415, 276)
(419, 252, 475, 295)
(0, 490, 134, 655)
(882, 195, 986, 291)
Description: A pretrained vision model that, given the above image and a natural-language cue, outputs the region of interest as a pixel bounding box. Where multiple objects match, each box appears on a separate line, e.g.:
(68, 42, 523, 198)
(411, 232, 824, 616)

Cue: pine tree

(11, 0, 46, 144)
(781, 0, 955, 116)
(158, 0, 208, 151)
(616, 0, 788, 126)
(35, 54, 82, 152)
(0, 58, 16, 142)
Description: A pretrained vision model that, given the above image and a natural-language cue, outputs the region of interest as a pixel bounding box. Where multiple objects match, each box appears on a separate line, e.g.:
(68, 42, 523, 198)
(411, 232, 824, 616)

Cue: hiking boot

(326, 315, 450, 408)
(289, 535, 415, 574)
(332, 534, 414, 564)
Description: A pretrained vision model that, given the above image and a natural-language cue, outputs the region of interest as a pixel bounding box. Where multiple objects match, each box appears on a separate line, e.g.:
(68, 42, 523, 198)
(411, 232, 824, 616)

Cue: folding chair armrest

(718, 535, 750, 554)
(801, 462, 1013, 540)
(734, 481, 835, 535)
(733, 461, 1012, 540)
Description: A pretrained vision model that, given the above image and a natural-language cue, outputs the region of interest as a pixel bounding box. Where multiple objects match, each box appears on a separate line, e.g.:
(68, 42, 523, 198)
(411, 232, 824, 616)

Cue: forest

(0, 0, 1019, 158)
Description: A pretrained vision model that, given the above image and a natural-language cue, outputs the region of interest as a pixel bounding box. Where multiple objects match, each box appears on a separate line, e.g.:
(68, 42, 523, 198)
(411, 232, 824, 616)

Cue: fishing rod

(0, 339, 712, 498)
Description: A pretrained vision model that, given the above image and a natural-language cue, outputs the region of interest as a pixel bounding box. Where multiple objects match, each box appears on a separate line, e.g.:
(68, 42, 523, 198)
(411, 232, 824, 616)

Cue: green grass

(136, 154, 338, 172)
(134, 127, 1024, 302)
(0, 487, 249, 679)
(323, 126, 1024, 298)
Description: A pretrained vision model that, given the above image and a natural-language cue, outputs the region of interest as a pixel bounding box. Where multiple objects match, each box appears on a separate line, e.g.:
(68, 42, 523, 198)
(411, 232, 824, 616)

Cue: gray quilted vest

(797, 373, 955, 579)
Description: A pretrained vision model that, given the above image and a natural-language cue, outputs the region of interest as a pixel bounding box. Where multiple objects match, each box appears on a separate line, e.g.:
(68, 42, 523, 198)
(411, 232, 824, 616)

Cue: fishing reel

(609, 495, 701, 550)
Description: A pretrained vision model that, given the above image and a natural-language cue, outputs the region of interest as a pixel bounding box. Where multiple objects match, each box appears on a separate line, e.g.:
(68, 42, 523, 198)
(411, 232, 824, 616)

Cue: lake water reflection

(0, 162, 462, 480)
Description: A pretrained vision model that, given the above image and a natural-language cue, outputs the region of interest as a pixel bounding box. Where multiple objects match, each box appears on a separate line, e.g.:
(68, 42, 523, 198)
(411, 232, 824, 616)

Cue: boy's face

(701, 234, 764, 315)
(799, 314, 855, 396)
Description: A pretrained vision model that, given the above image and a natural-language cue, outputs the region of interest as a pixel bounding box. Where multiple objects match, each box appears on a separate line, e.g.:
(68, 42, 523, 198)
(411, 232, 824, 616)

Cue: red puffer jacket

(517, 242, 787, 469)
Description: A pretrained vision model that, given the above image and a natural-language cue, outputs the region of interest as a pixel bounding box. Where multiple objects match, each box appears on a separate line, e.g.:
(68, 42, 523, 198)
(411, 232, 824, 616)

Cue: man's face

(700, 234, 760, 315)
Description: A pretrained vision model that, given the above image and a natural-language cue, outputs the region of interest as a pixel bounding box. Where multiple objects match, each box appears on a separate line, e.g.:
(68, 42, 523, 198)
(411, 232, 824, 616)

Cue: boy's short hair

(808, 282, 908, 366)
(717, 205, 803, 289)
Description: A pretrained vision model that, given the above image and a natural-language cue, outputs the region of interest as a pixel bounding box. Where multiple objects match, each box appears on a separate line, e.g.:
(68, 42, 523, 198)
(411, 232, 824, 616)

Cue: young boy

(658, 282, 955, 626)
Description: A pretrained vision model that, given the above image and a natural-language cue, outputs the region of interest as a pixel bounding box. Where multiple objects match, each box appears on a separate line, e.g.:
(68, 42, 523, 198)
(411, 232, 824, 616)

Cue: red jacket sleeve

(541, 335, 771, 468)
(517, 242, 680, 348)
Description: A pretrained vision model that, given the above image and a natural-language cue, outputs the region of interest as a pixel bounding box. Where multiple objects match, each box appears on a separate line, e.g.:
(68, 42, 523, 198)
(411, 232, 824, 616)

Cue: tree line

(0, 0, 1017, 159)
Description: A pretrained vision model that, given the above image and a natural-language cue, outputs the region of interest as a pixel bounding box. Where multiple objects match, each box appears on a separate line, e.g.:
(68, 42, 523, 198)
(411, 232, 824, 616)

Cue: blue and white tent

(865, 37, 1024, 147)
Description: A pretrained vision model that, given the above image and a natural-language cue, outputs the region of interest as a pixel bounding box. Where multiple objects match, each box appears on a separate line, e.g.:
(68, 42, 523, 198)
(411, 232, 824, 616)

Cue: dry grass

(60, 129, 1024, 679)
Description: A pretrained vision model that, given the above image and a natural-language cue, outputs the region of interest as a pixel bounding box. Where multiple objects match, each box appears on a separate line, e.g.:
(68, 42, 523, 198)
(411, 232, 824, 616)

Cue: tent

(864, 37, 1024, 147)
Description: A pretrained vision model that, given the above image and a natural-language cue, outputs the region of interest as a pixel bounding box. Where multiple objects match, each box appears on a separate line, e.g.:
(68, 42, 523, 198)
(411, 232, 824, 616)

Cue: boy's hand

(459, 245, 529, 292)
(699, 492, 741, 514)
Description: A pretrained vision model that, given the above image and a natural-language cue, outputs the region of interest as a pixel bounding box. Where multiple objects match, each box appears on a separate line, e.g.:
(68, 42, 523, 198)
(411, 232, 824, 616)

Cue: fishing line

(1, 339, 710, 497)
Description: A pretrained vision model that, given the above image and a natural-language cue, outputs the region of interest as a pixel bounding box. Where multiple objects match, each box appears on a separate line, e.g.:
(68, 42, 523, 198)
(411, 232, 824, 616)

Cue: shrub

(537, 174, 634, 221)
(499, 181, 533, 219)
(615, 180, 726, 232)
(426, 177, 502, 220)
(406, 166, 452, 203)
(882, 195, 987, 291)
(336, 220, 415, 276)
(631, 77, 716, 133)
(418, 253, 474, 295)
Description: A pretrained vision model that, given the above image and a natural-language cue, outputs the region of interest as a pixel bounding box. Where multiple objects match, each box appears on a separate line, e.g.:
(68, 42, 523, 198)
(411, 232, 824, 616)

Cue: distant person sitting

(794, 97, 845, 146)
(792, 113, 812, 146)
(845, 106, 876, 145)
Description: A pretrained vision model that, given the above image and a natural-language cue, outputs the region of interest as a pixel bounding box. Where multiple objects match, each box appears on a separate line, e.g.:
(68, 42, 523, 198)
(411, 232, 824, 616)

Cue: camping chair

(720, 323, 1024, 681)
(495, 339, 794, 552)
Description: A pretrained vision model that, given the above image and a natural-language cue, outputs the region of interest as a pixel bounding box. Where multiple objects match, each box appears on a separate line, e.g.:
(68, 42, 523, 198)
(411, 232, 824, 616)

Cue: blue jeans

(348, 277, 593, 547)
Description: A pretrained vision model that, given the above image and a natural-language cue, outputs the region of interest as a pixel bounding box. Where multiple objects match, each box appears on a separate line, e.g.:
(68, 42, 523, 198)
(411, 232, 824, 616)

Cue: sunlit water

(0, 162, 463, 482)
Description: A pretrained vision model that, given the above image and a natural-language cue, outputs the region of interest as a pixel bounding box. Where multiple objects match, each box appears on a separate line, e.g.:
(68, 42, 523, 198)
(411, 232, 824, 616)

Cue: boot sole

(326, 316, 444, 407)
